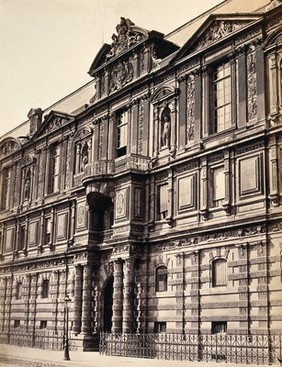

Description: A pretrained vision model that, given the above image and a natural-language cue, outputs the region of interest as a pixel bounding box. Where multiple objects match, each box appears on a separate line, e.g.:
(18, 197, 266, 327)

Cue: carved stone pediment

(33, 111, 74, 138)
(192, 19, 252, 51)
(0, 138, 21, 158)
(172, 14, 262, 62)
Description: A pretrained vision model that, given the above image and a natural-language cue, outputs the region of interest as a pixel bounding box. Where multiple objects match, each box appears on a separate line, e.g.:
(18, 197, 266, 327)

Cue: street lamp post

(64, 294, 71, 361)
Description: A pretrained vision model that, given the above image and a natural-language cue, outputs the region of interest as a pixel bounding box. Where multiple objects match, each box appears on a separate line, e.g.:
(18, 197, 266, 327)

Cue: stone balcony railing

(78, 154, 150, 186)
(114, 153, 150, 173)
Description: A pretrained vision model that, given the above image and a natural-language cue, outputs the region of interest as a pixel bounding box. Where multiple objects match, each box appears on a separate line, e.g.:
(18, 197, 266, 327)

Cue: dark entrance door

(104, 276, 113, 332)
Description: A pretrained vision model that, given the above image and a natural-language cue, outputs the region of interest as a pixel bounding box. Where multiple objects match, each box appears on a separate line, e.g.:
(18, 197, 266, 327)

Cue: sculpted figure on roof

(106, 17, 144, 60)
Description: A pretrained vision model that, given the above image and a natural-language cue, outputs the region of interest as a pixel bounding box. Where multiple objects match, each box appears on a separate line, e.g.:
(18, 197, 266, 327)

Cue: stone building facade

(0, 0, 282, 352)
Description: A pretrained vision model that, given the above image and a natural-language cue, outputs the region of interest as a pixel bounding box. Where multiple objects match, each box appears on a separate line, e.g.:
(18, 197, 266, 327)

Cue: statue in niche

(161, 113, 171, 148)
(23, 169, 31, 200)
(81, 142, 89, 171)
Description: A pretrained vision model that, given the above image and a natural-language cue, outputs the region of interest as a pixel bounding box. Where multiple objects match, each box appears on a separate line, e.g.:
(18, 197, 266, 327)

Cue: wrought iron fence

(0, 329, 64, 350)
(99, 332, 282, 365)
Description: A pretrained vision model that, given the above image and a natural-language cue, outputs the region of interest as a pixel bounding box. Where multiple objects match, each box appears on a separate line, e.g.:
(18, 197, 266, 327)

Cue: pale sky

(0, 0, 222, 137)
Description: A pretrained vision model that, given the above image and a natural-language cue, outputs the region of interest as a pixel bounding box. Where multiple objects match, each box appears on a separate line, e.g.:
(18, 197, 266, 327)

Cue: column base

(71, 332, 99, 351)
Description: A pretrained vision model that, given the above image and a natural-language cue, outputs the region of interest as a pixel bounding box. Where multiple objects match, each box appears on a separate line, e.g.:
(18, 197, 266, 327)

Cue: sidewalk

(0, 344, 274, 367)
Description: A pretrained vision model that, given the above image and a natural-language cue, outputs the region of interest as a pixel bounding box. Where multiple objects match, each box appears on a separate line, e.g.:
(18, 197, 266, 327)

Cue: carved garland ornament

(186, 74, 195, 142)
(247, 50, 258, 121)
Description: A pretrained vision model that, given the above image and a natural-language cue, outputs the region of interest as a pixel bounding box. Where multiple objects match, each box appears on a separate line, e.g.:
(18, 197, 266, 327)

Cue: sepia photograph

(0, 0, 281, 366)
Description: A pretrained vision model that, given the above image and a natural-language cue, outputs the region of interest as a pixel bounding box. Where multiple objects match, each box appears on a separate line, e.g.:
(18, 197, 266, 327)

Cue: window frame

(157, 184, 168, 220)
(116, 109, 128, 158)
(156, 265, 168, 292)
(211, 258, 228, 288)
(211, 321, 227, 334)
(47, 144, 61, 194)
(154, 321, 167, 333)
(16, 282, 23, 300)
(211, 60, 232, 134)
(41, 279, 49, 299)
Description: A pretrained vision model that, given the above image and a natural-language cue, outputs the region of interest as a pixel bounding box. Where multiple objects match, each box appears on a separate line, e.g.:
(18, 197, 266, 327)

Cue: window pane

(212, 259, 227, 287)
(212, 61, 232, 133)
(212, 166, 225, 204)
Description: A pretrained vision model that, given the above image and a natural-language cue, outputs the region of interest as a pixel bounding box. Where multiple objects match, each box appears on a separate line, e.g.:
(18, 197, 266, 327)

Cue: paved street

(0, 344, 270, 367)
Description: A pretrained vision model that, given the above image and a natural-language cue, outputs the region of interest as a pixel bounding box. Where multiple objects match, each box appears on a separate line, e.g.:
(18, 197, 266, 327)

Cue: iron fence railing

(99, 332, 282, 365)
(0, 329, 64, 350)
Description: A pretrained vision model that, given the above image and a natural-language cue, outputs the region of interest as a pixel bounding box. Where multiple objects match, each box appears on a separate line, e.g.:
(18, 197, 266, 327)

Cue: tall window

(18, 225, 26, 251)
(211, 166, 225, 207)
(48, 144, 60, 193)
(116, 110, 128, 157)
(156, 265, 168, 292)
(212, 258, 227, 287)
(42, 279, 49, 298)
(1, 168, 11, 210)
(211, 61, 231, 134)
(157, 184, 168, 220)
(16, 282, 23, 300)
(44, 217, 52, 245)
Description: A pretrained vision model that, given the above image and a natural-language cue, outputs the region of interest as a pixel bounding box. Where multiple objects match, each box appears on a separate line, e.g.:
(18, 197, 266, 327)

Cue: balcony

(114, 153, 150, 174)
(78, 154, 150, 186)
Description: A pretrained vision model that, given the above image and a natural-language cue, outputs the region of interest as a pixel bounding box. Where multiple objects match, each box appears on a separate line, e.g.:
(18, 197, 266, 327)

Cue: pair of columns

(112, 258, 134, 334)
(72, 258, 135, 335)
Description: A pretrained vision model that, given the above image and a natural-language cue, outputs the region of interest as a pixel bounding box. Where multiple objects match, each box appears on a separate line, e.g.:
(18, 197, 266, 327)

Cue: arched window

(42, 279, 49, 298)
(212, 258, 227, 287)
(16, 282, 23, 300)
(156, 265, 168, 292)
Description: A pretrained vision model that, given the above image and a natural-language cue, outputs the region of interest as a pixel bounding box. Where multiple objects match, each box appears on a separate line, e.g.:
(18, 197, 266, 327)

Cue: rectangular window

(211, 61, 232, 134)
(48, 144, 60, 193)
(212, 259, 227, 287)
(116, 110, 128, 157)
(18, 225, 26, 251)
(212, 321, 227, 334)
(157, 184, 168, 220)
(211, 166, 225, 207)
(154, 322, 166, 333)
(14, 320, 20, 328)
(156, 266, 168, 292)
(44, 217, 52, 245)
(1, 168, 11, 210)
(40, 320, 47, 329)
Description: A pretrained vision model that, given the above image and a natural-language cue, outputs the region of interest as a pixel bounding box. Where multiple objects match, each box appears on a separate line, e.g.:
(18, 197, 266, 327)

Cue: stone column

(112, 259, 123, 333)
(81, 265, 93, 334)
(122, 258, 134, 333)
(73, 265, 83, 334)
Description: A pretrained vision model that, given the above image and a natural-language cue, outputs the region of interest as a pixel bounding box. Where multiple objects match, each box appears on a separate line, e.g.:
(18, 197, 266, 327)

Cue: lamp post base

(64, 345, 70, 361)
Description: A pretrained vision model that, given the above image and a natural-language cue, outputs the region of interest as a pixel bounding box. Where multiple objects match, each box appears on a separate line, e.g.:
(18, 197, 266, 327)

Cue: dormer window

(116, 110, 128, 157)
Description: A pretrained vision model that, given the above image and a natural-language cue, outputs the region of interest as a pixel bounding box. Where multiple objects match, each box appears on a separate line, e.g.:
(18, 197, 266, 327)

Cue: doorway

(103, 276, 113, 332)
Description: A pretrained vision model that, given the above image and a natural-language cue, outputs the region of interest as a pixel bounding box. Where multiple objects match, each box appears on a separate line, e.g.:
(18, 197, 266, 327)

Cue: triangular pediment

(173, 14, 262, 62)
(32, 111, 75, 139)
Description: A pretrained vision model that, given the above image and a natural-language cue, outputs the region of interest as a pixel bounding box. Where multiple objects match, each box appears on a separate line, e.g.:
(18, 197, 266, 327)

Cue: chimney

(27, 108, 43, 135)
